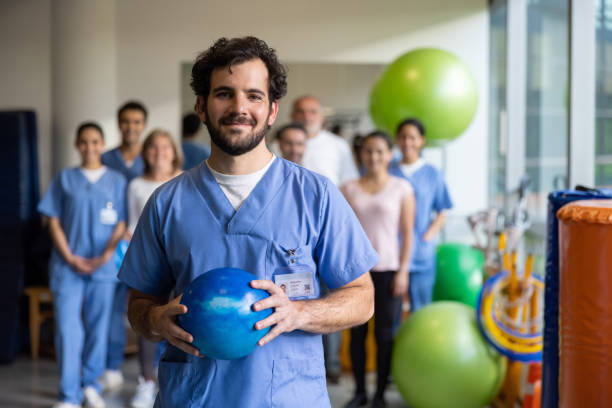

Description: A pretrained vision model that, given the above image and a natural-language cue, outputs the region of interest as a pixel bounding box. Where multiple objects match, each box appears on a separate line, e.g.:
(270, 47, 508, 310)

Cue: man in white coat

(290, 95, 359, 382)
(290, 95, 359, 186)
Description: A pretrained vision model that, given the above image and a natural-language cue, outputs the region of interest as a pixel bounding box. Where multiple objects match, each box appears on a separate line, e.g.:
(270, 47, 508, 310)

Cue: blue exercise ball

(179, 267, 272, 359)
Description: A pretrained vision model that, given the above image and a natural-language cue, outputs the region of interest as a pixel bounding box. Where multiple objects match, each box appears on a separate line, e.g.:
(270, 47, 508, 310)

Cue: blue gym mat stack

(0, 110, 40, 363)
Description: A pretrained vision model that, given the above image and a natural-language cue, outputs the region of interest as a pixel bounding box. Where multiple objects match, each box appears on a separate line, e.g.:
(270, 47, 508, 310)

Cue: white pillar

(569, 0, 596, 188)
(506, 0, 527, 193)
(51, 0, 117, 172)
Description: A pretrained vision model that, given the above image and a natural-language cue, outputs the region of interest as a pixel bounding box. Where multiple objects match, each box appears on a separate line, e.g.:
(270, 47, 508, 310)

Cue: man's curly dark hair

(190, 37, 287, 106)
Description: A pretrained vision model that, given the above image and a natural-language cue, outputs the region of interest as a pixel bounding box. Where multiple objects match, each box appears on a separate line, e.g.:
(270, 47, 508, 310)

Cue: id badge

(100, 202, 118, 225)
(274, 265, 315, 300)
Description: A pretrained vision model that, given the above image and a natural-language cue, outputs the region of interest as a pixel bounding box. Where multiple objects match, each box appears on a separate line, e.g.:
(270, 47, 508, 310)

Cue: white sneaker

(52, 402, 81, 408)
(130, 376, 157, 408)
(83, 386, 106, 408)
(98, 369, 124, 391)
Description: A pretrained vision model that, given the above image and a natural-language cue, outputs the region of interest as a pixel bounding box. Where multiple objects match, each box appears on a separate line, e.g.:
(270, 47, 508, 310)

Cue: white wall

(115, 0, 489, 224)
(0, 0, 489, 229)
(52, 0, 118, 172)
(0, 1, 52, 190)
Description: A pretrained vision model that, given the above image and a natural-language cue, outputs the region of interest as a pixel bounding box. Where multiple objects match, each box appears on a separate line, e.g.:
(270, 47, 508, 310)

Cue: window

(525, 0, 569, 220)
(489, 0, 508, 208)
(596, 0, 612, 187)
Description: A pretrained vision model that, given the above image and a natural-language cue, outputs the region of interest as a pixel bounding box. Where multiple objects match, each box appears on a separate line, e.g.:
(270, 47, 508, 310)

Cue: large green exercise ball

(392, 302, 506, 408)
(433, 243, 484, 308)
(370, 48, 478, 144)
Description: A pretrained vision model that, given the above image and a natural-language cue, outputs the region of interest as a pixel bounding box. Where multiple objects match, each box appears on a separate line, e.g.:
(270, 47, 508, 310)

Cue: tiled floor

(0, 356, 406, 407)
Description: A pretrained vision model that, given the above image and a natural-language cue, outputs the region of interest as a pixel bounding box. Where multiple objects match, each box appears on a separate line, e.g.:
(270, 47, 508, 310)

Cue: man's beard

(303, 121, 321, 136)
(205, 110, 271, 156)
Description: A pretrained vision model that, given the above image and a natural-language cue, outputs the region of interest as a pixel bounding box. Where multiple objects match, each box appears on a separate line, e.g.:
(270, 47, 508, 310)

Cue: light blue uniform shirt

(119, 158, 378, 408)
(38, 167, 126, 290)
(182, 140, 211, 170)
(102, 147, 144, 182)
(389, 162, 452, 272)
(102, 146, 145, 371)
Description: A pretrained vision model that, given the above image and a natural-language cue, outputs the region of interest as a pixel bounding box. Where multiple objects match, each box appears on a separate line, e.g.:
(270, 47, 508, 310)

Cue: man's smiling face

(198, 58, 278, 156)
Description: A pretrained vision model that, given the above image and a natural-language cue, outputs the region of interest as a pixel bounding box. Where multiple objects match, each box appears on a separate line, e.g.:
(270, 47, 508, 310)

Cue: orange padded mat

(557, 199, 612, 407)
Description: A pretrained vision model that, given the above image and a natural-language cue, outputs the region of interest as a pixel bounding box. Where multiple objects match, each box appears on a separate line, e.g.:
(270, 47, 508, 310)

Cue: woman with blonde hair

(126, 129, 182, 408)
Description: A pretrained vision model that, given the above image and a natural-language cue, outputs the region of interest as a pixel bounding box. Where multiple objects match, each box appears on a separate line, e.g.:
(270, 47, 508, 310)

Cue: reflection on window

(525, 0, 569, 220)
(489, 0, 507, 209)
(596, 0, 612, 187)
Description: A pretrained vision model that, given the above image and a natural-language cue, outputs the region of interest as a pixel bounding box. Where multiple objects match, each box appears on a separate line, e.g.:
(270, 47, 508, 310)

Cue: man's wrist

(293, 300, 310, 331)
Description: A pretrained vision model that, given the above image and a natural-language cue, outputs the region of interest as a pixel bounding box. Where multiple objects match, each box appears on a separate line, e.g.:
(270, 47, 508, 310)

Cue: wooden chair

(24, 286, 54, 359)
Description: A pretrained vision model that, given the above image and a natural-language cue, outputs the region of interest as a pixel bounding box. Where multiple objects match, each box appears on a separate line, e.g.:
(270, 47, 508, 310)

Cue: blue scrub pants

(53, 277, 116, 404)
(408, 269, 436, 312)
(323, 332, 341, 374)
(106, 281, 128, 370)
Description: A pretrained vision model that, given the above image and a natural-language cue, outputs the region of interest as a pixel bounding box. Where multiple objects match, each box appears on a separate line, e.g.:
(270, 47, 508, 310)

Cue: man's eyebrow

(211, 86, 266, 97)
(246, 88, 266, 96)
(212, 86, 233, 93)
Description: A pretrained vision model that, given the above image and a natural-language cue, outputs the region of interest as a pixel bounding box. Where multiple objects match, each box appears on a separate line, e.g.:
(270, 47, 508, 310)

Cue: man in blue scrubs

(181, 112, 211, 170)
(100, 101, 148, 390)
(102, 101, 147, 181)
(119, 36, 378, 407)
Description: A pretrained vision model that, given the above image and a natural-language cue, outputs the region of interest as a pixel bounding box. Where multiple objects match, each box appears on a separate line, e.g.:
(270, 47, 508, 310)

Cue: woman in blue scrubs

(389, 118, 453, 312)
(38, 122, 126, 408)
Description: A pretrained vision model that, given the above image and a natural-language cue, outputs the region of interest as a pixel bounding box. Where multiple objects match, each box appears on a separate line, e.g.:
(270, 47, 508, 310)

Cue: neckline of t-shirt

(355, 175, 396, 197)
(399, 158, 425, 176)
(80, 165, 107, 173)
(206, 155, 276, 186)
(133, 177, 166, 186)
(115, 147, 140, 169)
(79, 165, 108, 185)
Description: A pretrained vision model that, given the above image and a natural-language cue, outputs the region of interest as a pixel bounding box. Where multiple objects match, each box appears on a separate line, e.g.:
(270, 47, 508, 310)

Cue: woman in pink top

(341, 131, 415, 408)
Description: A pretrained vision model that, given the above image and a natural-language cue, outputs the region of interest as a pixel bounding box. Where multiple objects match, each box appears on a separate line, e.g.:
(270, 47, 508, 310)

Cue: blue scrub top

(38, 167, 126, 290)
(119, 158, 378, 408)
(389, 162, 452, 272)
(102, 147, 144, 182)
(182, 140, 210, 170)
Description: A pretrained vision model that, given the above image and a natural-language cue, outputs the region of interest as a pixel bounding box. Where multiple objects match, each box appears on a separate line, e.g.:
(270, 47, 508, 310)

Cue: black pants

(350, 271, 402, 398)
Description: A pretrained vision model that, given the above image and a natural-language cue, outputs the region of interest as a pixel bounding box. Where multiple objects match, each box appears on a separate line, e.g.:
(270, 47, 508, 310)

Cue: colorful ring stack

(476, 271, 544, 362)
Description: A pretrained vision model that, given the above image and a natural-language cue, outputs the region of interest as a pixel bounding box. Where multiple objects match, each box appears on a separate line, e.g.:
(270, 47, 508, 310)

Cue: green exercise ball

(433, 243, 484, 308)
(392, 302, 506, 408)
(370, 48, 478, 144)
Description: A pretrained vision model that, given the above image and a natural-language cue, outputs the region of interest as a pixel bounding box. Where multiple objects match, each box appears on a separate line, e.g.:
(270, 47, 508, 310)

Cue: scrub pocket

(267, 243, 318, 299)
(156, 358, 216, 407)
(49, 262, 79, 294)
(412, 237, 437, 268)
(271, 358, 329, 408)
